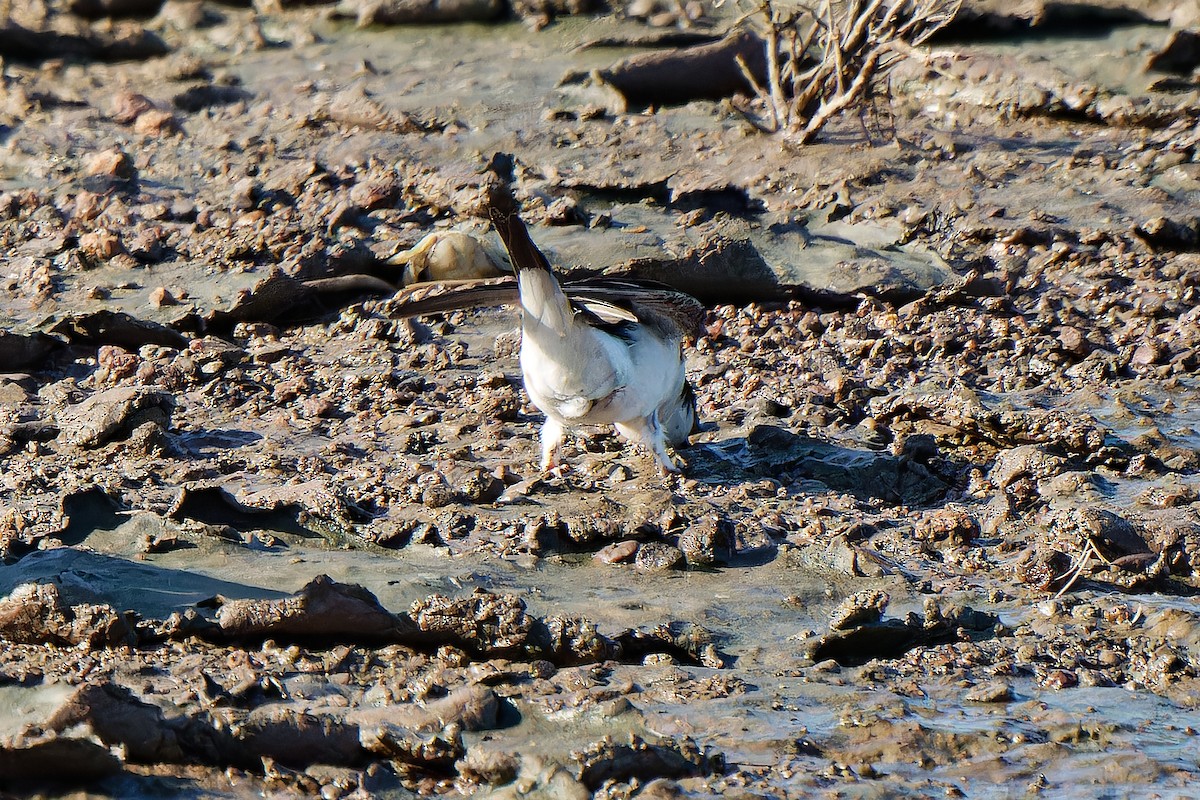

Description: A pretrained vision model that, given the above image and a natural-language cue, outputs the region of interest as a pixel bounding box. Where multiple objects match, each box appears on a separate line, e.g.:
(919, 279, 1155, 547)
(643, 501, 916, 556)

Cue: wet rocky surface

(4, 0, 1200, 797)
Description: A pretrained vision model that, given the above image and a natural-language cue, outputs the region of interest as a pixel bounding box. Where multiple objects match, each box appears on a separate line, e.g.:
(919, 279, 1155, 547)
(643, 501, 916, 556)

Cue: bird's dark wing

(383, 274, 706, 341)
(380, 277, 520, 317)
(564, 277, 707, 340)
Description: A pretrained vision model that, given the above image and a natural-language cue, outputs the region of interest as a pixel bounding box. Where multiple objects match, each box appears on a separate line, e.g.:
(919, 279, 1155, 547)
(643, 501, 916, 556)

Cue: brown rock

(1131, 341, 1163, 366)
(634, 541, 684, 572)
(595, 539, 639, 564)
(45, 682, 184, 763)
(0, 735, 122, 780)
(1056, 325, 1089, 356)
(1014, 547, 1071, 591)
(677, 516, 733, 566)
(828, 590, 889, 631)
(55, 386, 173, 448)
(0, 583, 134, 648)
(217, 574, 414, 640)
(133, 109, 181, 136)
(78, 228, 125, 260)
(914, 508, 980, 548)
(1048, 507, 1151, 560)
(110, 91, 155, 124)
(410, 589, 531, 654)
(84, 147, 136, 180)
(149, 286, 177, 307)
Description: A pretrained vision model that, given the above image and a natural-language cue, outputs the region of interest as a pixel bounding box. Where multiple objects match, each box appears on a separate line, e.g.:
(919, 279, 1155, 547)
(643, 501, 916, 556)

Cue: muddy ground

(3, 0, 1200, 797)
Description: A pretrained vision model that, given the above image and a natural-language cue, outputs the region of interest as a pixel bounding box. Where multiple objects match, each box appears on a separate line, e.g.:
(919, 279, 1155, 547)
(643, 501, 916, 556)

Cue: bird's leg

(539, 417, 565, 472)
(615, 415, 686, 476)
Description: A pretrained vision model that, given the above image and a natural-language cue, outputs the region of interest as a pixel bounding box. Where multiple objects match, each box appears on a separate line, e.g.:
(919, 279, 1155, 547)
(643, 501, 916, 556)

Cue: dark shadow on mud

(0, 547, 289, 620)
(169, 486, 334, 540)
(934, 6, 1163, 44)
(177, 428, 265, 455)
(690, 424, 955, 507)
(61, 487, 127, 546)
(810, 604, 1002, 668)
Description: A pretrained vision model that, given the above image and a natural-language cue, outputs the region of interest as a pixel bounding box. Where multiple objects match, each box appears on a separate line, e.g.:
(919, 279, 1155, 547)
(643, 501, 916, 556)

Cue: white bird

(390, 169, 705, 475)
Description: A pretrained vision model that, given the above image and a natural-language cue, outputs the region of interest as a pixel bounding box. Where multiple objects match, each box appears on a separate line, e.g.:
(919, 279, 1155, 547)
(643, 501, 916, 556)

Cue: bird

(388, 162, 706, 475)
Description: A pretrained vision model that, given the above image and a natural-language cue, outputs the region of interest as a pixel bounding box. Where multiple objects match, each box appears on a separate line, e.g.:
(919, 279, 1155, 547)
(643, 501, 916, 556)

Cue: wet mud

(4, 0, 1200, 797)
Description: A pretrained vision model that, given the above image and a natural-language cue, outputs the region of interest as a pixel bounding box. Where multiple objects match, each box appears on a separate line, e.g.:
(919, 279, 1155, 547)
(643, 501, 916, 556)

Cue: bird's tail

(484, 170, 553, 276)
(485, 156, 572, 333)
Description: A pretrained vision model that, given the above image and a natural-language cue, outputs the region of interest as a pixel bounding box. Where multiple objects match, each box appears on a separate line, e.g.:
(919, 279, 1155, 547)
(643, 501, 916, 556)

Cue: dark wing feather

(564, 277, 706, 340)
(381, 277, 519, 317)
(383, 274, 706, 341)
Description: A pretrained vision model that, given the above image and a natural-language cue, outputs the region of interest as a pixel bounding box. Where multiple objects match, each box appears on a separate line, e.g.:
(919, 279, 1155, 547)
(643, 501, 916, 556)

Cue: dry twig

(728, 0, 961, 144)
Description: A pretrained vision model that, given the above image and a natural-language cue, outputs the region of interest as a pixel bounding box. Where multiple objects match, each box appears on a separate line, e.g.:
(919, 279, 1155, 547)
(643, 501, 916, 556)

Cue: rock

(988, 445, 1066, 489)
(1134, 216, 1200, 250)
(0, 583, 134, 648)
(914, 508, 980, 548)
(50, 310, 189, 349)
(217, 575, 416, 641)
(594, 31, 767, 109)
(459, 747, 520, 786)
(410, 589, 532, 655)
(149, 286, 177, 307)
(0, 330, 61, 371)
(110, 91, 156, 123)
(55, 386, 173, 448)
(1047, 507, 1151, 560)
(741, 425, 951, 505)
(239, 704, 364, 769)
(810, 602, 999, 667)
(1056, 325, 1090, 356)
(1014, 546, 1072, 592)
(537, 615, 615, 664)
(525, 204, 955, 305)
(344, 0, 504, 26)
(1131, 341, 1164, 367)
(964, 681, 1014, 703)
(676, 516, 733, 566)
(204, 275, 321, 330)
(353, 689, 501, 769)
(613, 623, 726, 667)
(573, 734, 717, 790)
(634, 541, 685, 572)
(132, 108, 180, 136)
(45, 682, 184, 763)
(78, 228, 125, 260)
(828, 590, 889, 631)
(359, 717, 463, 768)
(84, 147, 136, 181)
(594, 540, 639, 564)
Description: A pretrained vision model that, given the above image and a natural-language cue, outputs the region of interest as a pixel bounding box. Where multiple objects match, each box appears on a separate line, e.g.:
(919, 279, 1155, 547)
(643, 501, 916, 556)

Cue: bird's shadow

(685, 424, 955, 507)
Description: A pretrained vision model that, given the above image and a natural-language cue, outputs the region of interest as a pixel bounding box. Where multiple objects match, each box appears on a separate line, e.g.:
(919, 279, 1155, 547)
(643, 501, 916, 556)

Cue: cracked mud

(3, 0, 1200, 797)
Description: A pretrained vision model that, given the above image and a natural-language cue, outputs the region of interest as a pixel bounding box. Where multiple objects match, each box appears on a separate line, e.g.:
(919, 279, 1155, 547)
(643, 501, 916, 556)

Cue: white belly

(520, 323, 682, 428)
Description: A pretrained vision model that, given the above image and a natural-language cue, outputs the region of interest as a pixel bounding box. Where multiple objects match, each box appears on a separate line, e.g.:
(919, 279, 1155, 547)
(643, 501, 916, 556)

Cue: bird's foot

(656, 449, 687, 477)
(540, 461, 571, 481)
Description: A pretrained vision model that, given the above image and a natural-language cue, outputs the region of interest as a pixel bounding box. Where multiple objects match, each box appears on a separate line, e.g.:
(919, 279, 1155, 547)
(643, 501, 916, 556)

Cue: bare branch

(731, 0, 961, 143)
